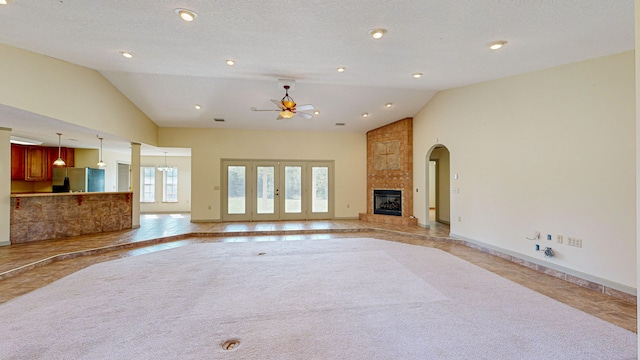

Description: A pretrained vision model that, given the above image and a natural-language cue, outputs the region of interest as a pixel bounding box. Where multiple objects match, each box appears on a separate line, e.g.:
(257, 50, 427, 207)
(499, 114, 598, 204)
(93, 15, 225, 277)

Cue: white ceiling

(0, 0, 634, 156)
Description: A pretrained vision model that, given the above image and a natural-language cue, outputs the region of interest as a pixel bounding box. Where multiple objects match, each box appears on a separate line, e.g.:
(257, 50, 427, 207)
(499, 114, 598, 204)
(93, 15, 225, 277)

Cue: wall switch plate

(557, 235, 563, 244)
(568, 237, 582, 248)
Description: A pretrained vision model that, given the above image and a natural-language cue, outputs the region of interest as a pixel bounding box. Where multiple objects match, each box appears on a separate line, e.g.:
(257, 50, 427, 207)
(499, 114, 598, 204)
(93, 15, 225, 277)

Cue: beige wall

(140, 155, 191, 213)
(0, 44, 158, 146)
(414, 51, 636, 291)
(634, 0, 640, 342)
(159, 128, 366, 221)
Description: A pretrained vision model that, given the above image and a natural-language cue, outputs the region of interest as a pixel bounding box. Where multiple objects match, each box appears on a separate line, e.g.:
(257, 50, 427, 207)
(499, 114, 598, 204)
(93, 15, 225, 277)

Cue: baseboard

(191, 219, 223, 223)
(450, 233, 636, 301)
(0, 240, 10, 247)
(333, 217, 360, 220)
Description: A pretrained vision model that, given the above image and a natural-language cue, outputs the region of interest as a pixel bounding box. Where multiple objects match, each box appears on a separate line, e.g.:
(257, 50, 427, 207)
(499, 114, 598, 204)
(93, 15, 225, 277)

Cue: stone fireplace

(359, 118, 417, 226)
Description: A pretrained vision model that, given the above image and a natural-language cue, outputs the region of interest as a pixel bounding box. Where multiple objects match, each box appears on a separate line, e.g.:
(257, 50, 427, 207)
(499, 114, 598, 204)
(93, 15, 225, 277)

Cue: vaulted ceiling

(0, 1, 634, 155)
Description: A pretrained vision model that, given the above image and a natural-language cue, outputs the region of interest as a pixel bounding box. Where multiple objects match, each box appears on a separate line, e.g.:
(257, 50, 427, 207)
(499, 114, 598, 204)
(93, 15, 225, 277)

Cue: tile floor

(0, 214, 636, 333)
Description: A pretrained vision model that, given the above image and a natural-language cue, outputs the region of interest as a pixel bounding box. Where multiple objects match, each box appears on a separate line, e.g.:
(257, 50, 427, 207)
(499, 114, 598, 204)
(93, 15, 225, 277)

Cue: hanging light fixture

(157, 152, 173, 172)
(53, 133, 66, 167)
(97, 136, 106, 168)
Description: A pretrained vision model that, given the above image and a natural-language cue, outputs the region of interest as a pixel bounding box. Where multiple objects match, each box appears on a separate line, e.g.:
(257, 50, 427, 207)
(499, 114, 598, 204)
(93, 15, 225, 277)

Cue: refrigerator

(52, 167, 105, 193)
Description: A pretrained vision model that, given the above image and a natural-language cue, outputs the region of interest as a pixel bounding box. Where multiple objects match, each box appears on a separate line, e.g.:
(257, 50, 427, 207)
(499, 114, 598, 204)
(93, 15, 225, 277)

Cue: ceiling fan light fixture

(279, 110, 295, 119)
(176, 9, 197, 22)
(280, 85, 296, 110)
(369, 28, 387, 39)
(0, 0, 8, 5)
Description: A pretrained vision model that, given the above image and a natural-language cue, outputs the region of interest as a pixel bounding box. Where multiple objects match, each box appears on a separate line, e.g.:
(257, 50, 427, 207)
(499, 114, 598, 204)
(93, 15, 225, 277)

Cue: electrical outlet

(567, 237, 582, 248)
(556, 235, 563, 244)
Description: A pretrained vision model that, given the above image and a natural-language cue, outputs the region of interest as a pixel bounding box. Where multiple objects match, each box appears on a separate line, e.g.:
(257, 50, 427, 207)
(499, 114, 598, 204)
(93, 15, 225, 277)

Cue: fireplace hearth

(373, 190, 402, 216)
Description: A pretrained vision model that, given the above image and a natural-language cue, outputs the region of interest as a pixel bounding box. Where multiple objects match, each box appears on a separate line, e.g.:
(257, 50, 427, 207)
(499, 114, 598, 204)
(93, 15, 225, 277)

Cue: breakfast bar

(10, 192, 133, 244)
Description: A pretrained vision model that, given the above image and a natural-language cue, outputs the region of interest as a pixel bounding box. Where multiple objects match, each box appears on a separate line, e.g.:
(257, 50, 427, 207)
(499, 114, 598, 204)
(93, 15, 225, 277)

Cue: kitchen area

(10, 143, 133, 244)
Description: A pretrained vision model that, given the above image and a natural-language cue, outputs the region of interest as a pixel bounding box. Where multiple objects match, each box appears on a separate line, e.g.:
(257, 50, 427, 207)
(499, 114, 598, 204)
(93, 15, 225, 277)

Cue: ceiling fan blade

(295, 104, 315, 111)
(297, 112, 313, 120)
(271, 99, 286, 110)
(252, 108, 280, 112)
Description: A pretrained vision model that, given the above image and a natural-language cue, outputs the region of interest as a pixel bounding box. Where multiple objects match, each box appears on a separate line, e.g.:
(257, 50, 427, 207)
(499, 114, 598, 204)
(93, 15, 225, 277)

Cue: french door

(222, 160, 333, 221)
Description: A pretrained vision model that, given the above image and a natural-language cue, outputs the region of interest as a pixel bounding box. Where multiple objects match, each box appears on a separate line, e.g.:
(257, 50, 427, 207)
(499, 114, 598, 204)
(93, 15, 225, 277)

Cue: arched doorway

(426, 145, 451, 225)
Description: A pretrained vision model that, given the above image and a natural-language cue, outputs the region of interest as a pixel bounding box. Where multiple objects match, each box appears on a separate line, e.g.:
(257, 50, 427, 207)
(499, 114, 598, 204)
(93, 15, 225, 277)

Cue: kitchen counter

(11, 191, 132, 197)
(11, 191, 132, 198)
(10, 192, 133, 244)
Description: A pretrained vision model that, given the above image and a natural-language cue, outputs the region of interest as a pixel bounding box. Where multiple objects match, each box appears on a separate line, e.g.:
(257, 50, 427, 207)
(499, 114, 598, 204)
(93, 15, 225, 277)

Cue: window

(163, 167, 178, 202)
(140, 167, 155, 203)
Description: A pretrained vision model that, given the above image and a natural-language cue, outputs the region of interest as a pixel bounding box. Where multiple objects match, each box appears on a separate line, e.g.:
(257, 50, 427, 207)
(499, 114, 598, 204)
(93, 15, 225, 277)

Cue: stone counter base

(10, 193, 133, 244)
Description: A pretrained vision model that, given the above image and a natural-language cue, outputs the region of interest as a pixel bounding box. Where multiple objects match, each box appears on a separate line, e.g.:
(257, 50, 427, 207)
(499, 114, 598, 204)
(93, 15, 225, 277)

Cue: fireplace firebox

(373, 190, 402, 216)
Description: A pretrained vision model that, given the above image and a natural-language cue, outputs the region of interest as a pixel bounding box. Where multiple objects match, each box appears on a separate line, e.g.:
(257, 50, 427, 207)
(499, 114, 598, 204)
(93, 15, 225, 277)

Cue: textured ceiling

(0, 0, 634, 155)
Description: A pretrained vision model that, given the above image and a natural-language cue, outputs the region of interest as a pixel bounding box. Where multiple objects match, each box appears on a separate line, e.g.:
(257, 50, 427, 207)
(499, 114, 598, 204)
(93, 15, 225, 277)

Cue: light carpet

(0, 238, 635, 359)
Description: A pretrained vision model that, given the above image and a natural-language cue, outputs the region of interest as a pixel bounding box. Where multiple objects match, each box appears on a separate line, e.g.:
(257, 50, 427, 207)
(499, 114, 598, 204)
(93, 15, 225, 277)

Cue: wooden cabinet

(11, 144, 25, 180)
(11, 144, 75, 181)
(25, 147, 47, 181)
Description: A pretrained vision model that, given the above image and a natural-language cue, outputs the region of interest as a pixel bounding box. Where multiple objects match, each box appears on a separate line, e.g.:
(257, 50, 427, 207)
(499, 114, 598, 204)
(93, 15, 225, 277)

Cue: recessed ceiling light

(336, 67, 346, 73)
(175, 9, 197, 22)
(385, 103, 393, 108)
(226, 59, 235, 66)
(194, 105, 201, 110)
(412, 73, 422, 79)
(362, 113, 369, 118)
(369, 28, 387, 39)
(314, 110, 320, 115)
(489, 40, 507, 50)
(120, 51, 133, 58)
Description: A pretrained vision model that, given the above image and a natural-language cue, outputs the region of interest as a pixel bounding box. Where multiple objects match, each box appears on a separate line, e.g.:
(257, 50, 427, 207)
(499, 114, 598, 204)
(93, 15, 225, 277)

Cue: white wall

(158, 127, 366, 221)
(139, 155, 192, 213)
(414, 51, 636, 291)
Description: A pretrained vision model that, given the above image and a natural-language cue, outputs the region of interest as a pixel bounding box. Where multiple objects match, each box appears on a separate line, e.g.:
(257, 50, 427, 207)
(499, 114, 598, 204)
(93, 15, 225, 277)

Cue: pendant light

(53, 133, 66, 167)
(157, 152, 173, 172)
(97, 136, 106, 168)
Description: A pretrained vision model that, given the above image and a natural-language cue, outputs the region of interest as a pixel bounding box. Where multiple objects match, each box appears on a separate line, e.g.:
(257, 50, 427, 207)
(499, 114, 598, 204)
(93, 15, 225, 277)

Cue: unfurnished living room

(0, 1, 638, 359)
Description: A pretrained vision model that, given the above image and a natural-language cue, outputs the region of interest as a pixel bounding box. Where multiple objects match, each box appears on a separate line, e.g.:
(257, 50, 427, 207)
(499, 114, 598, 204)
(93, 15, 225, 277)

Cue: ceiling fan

(251, 85, 315, 120)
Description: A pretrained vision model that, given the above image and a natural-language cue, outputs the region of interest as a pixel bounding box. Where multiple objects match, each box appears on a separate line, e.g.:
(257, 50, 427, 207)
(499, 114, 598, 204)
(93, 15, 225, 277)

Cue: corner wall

(414, 51, 636, 291)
